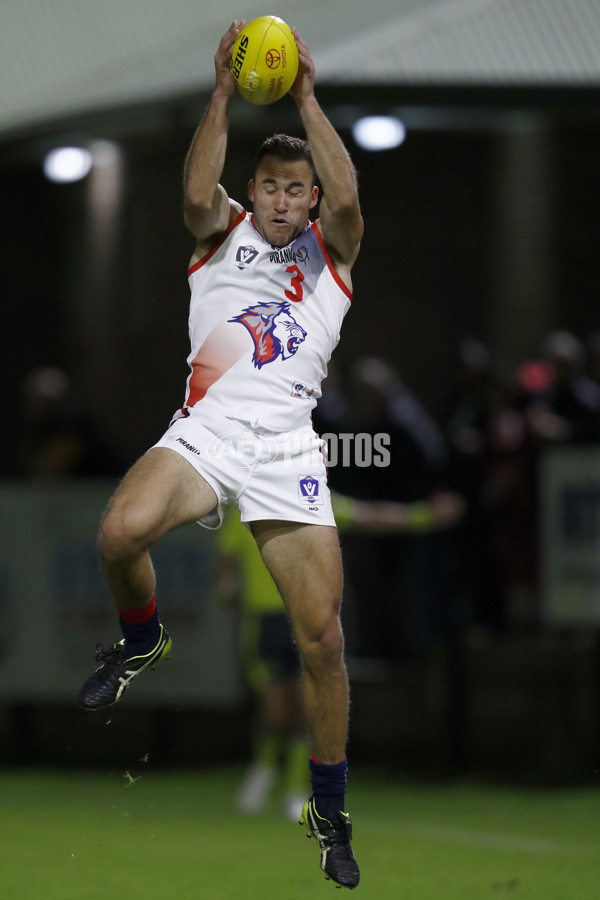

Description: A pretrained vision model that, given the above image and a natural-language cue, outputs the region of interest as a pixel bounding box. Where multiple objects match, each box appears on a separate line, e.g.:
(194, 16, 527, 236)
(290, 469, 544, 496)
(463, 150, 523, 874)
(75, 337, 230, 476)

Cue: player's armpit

(318, 195, 363, 270)
(184, 183, 233, 242)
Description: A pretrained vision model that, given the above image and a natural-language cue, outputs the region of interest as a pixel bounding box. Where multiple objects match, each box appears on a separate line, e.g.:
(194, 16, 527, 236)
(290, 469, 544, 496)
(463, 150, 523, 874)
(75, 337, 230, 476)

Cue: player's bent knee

(98, 506, 155, 561)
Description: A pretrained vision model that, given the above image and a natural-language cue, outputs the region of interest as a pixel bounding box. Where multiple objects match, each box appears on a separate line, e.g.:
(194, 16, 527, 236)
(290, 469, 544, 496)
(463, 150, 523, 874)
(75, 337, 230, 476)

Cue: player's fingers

(291, 27, 308, 53)
(220, 19, 245, 54)
(292, 31, 314, 75)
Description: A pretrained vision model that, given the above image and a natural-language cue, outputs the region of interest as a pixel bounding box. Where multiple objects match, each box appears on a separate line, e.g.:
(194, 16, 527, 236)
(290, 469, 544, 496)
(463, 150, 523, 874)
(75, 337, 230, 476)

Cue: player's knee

(98, 505, 151, 561)
(300, 616, 344, 673)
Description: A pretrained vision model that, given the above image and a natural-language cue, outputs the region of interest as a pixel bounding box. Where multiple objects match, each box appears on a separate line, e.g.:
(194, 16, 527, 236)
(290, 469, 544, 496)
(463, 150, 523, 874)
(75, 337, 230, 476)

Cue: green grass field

(1, 767, 599, 899)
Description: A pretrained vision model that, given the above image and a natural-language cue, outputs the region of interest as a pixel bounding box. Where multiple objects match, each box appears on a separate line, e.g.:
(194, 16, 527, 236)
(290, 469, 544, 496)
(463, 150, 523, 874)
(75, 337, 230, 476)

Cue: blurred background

(2, 0, 600, 784)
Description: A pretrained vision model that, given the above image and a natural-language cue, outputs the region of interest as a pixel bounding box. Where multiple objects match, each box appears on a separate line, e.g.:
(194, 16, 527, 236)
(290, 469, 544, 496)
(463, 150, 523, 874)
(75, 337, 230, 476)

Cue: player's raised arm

(289, 28, 363, 270)
(183, 20, 245, 245)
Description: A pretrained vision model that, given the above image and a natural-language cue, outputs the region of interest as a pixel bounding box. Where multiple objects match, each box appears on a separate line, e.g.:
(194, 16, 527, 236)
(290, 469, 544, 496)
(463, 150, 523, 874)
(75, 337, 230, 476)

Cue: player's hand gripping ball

(230, 16, 299, 105)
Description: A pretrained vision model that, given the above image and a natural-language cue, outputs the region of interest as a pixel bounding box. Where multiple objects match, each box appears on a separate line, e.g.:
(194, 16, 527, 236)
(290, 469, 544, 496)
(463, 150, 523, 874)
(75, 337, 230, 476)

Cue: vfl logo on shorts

(298, 475, 323, 506)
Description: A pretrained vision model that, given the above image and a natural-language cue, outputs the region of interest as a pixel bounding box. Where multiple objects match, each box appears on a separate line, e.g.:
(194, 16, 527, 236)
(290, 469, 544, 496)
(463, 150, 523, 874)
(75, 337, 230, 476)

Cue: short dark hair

(253, 133, 316, 184)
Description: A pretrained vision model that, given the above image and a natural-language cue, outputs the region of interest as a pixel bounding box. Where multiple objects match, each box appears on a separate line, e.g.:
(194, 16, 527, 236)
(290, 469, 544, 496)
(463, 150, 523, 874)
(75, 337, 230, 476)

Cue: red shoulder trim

(312, 221, 353, 302)
(188, 208, 247, 276)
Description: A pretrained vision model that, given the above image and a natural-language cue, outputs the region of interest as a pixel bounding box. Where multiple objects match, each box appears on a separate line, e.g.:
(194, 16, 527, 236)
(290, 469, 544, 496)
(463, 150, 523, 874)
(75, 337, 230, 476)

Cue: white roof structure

(1, 0, 599, 139)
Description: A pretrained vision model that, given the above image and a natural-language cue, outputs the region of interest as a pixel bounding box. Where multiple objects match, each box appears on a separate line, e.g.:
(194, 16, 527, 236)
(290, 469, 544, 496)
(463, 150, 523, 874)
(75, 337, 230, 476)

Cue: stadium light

(352, 116, 406, 151)
(43, 146, 93, 183)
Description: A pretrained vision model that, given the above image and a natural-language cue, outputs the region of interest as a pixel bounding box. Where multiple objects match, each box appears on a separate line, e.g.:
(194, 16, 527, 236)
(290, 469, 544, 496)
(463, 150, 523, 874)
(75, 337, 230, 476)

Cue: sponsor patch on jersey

(298, 475, 323, 505)
(291, 380, 320, 400)
(269, 244, 311, 266)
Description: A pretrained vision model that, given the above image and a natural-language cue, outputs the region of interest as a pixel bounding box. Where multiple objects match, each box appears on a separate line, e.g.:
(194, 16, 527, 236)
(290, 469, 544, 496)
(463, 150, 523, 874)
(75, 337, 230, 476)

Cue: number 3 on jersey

(285, 264, 304, 303)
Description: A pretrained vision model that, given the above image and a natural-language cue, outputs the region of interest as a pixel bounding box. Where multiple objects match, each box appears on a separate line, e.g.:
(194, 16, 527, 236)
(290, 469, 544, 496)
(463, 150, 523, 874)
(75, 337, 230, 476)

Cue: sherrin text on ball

(230, 16, 299, 105)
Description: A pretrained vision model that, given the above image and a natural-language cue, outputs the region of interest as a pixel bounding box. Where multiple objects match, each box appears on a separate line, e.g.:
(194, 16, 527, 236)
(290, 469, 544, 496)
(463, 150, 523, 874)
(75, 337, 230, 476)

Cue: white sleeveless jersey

(180, 203, 352, 432)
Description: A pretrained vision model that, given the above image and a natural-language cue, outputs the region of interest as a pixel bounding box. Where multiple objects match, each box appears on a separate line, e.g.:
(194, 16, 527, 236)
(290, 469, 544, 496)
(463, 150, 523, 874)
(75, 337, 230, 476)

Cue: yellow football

(230, 16, 299, 105)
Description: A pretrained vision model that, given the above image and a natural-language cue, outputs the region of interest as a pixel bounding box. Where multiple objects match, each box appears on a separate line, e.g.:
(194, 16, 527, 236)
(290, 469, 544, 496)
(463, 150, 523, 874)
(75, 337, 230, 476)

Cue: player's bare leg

(252, 520, 359, 889)
(252, 521, 347, 762)
(98, 447, 219, 609)
(78, 448, 218, 710)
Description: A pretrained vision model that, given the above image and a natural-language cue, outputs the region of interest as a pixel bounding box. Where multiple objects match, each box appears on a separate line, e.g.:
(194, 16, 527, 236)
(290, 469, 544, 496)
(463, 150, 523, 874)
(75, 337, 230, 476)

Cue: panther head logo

(296, 245, 310, 265)
(229, 301, 307, 369)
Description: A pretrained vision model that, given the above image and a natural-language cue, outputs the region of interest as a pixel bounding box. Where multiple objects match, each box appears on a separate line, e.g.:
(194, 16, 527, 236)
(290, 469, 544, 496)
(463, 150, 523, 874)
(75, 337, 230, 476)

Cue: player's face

(248, 156, 318, 247)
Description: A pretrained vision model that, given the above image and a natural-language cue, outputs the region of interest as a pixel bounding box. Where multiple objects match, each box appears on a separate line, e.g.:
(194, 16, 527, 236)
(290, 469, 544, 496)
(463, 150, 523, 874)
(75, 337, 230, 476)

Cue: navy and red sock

(118, 594, 161, 656)
(309, 754, 348, 822)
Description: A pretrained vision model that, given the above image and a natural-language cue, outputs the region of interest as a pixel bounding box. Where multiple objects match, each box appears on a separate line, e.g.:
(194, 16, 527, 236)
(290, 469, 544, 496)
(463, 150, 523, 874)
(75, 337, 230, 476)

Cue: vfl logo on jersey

(229, 301, 307, 370)
(298, 475, 323, 505)
(235, 245, 259, 269)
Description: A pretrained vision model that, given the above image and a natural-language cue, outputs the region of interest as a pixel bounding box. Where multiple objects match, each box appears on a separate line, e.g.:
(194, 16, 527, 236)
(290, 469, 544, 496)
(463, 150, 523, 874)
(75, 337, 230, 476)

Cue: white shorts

(151, 411, 335, 531)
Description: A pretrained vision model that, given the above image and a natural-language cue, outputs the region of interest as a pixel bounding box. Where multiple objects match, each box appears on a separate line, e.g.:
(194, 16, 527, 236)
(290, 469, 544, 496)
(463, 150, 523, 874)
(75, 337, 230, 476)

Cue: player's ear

(247, 179, 255, 202)
(309, 185, 319, 209)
